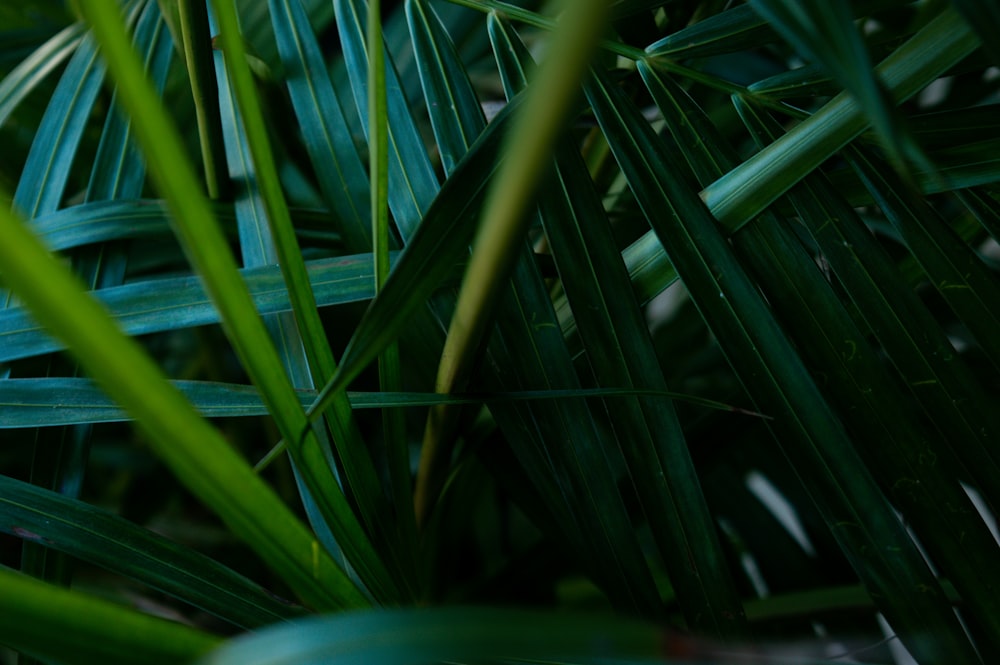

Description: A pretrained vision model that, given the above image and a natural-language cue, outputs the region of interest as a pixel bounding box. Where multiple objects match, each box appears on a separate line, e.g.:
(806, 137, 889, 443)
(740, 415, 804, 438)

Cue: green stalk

(367, 0, 418, 559)
(177, 0, 229, 199)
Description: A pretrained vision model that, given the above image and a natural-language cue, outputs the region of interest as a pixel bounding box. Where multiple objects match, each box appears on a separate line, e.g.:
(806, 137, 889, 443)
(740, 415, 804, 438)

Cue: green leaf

(623, 6, 980, 304)
(86, 1, 173, 202)
(406, 0, 485, 175)
(30, 199, 338, 253)
(728, 93, 1000, 659)
(79, 0, 401, 603)
(0, 566, 220, 665)
(12, 25, 107, 217)
(214, 27, 377, 597)
(268, 0, 372, 251)
(333, 0, 440, 239)
(0, 475, 307, 629)
(198, 608, 661, 665)
(544, 119, 750, 637)
(490, 13, 748, 641)
(585, 62, 981, 664)
(736, 102, 1000, 516)
(177, 0, 229, 199)
(0, 377, 762, 428)
(405, 0, 489, 526)
(746, 63, 836, 99)
(369, 0, 416, 572)
(427, 0, 610, 527)
(958, 186, 1000, 242)
(952, 0, 1000, 67)
(0, 253, 391, 364)
(0, 197, 368, 611)
(745, 0, 908, 169)
(846, 145, 1000, 373)
(646, 4, 775, 59)
(303, 97, 520, 422)
(219, 0, 416, 598)
(0, 23, 84, 129)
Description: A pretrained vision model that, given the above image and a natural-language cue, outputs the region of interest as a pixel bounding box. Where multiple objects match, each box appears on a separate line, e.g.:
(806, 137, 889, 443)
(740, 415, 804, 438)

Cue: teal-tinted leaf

(214, 11, 412, 593)
(646, 4, 775, 59)
(0, 23, 84, 129)
(30, 198, 192, 250)
(73, 2, 395, 605)
(211, 0, 348, 395)
(0, 253, 391, 364)
(746, 63, 837, 99)
(0, 378, 290, 426)
(333, 0, 440, 239)
(0, 377, 759, 428)
(198, 608, 661, 665)
(0, 475, 306, 629)
(86, 1, 173, 202)
(585, 63, 980, 664)
(406, 0, 485, 175)
(11, 13, 117, 217)
(268, 0, 372, 251)
(12, 35, 100, 216)
(216, 31, 353, 588)
(15, 0, 166, 601)
(31, 199, 337, 253)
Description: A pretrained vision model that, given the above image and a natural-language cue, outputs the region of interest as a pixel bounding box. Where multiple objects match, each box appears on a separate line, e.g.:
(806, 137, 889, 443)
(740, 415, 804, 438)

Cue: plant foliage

(1, 0, 998, 663)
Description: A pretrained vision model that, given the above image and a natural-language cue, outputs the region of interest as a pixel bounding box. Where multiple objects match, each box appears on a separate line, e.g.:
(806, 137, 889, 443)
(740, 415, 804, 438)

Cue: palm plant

(1, 0, 998, 663)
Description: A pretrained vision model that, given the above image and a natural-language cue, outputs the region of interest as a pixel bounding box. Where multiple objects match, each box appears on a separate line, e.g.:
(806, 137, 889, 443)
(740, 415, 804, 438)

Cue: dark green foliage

(1, 1, 998, 663)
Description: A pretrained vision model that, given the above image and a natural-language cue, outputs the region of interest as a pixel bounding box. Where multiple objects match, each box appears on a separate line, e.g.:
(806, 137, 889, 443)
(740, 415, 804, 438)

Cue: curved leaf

(198, 608, 661, 665)
(0, 566, 219, 665)
(12, 22, 108, 218)
(0, 23, 84, 129)
(0, 475, 307, 629)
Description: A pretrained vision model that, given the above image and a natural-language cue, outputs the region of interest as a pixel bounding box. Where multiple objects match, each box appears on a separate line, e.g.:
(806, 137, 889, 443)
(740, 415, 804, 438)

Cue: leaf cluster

(1, 1, 999, 664)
